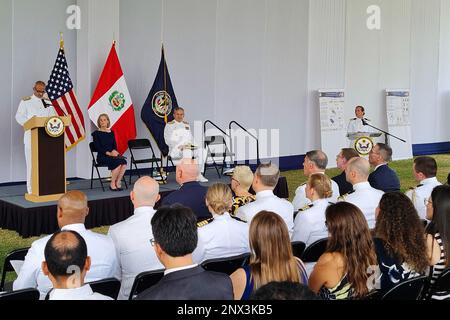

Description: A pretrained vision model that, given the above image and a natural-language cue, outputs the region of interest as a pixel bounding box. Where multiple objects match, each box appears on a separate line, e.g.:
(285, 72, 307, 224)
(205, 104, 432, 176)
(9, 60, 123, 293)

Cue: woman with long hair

(230, 211, 308, 300)
(309, 202, 377, 299)
(374, 192, 428, 292)
(292, 173, 333, 247)
(426, 185, 450, 299)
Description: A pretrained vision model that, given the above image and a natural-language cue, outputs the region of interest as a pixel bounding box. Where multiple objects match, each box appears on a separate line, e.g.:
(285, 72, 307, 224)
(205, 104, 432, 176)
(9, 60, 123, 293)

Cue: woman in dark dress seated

(92, 114, 127, 191)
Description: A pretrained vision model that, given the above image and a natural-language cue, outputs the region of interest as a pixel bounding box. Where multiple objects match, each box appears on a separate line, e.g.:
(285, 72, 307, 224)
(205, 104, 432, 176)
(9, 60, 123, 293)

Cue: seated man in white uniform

(405, 156, 441, 220)
(338, 157, 383, 229)
(292, 150, 340, 211)
(164, 107, 208, 182)
(13, 191, 120, 299)
(15, 81, 57, 194)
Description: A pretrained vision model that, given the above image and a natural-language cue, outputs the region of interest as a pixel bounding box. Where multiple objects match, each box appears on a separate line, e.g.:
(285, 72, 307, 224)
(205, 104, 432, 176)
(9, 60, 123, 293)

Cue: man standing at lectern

(15, 81, 56, 194)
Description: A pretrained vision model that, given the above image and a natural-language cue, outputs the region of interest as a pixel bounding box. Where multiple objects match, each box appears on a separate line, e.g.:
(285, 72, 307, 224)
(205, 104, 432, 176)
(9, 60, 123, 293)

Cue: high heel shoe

(109, 186, 118, 191)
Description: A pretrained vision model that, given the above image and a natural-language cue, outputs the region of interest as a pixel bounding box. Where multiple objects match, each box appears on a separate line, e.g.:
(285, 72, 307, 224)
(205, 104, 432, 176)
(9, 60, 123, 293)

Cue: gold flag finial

(59, 32, 64, 49)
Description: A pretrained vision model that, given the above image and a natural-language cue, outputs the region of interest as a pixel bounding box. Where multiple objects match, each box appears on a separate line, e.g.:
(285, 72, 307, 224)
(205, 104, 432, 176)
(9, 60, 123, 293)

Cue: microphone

(41, 99, 52, 109)
(362, 118, 369, 126)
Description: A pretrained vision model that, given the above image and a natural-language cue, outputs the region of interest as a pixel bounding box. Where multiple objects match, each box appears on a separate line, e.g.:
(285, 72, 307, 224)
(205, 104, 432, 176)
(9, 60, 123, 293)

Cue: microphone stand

(362, 119, 406, 145)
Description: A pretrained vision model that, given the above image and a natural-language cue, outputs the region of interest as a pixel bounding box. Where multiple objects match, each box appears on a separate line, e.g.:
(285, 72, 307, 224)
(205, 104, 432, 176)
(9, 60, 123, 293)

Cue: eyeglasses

(231, 177, 239, 185)
(149, 238, 156, 246)
(34, 89, 46, 94)
(424, 198, 432, 206)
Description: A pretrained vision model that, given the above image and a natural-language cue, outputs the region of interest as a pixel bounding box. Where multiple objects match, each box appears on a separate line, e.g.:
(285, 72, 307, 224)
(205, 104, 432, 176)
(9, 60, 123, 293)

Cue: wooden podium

(23, 116, 71, 202)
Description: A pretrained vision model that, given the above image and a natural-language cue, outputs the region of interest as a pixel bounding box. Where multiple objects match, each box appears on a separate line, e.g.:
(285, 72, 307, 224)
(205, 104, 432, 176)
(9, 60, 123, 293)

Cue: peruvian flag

(88, 42, 136, 154)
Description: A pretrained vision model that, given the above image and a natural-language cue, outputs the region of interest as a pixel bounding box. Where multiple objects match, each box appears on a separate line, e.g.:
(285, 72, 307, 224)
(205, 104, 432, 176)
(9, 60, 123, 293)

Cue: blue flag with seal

(141, 45, 179, 157)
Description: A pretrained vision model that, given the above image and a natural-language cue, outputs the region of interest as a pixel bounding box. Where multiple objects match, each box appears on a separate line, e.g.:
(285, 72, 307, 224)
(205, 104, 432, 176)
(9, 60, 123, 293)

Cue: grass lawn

(1, 154, 449, 283)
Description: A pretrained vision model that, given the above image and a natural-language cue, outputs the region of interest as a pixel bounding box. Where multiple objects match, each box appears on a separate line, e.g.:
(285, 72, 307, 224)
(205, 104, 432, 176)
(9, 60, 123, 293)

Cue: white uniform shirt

(292, 177, 340, 211)
(15, 95, 56, 145)
(108, 206, 164, 300)
(338, 182, 384, 229)
(48, 284, 113, 300)
(236, 190, 294, 238)
(292, 199, 330, 247)
(192, 213, 250, 264)
(13, 224, 120, 300)
(164, 120, 194, 159)
(347, 118, 374, 135)
(405, 177, 441, 220)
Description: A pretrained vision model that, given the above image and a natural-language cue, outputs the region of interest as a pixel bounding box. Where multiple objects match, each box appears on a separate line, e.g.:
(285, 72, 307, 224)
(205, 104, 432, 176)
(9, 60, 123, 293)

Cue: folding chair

(381, 275, 428, 300)
(201, 253, 250, 275)
(301, 238, 328, 263)
(128, 269, 165, 300)
(203, 135, 235, 178)
(0, 247, 30, 292)
(427, 266, 450, 299)
(89, 142, 128, 191)
(128, 139, 164, 184)
(291, 241, 306, 260)
(87, 277, 121, 300)
(0, 288, 39, 301)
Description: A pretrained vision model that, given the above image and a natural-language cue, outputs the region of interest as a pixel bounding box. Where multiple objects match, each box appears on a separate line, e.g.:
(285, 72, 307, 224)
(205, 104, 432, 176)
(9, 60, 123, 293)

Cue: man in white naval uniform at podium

(15, 81, 56, 194)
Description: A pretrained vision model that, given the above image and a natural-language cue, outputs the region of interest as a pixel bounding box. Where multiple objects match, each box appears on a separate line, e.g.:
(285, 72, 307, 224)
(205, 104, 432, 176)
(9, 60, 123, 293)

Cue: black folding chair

(128, 139, 164, 184)
(201, 253, 250, 275)
(427, 266, 450, 299)
(203, 135, 235, 178)
(0, 288, 39, 301)
(301, 238, 328, 263)
(87, 277, 121, 300)
(89, 142, 128, 191)
(0, 247, 30, 292)
(381, 275, 428, 300)
(128, 269, 165, 300)
(291, 241, 306, 260)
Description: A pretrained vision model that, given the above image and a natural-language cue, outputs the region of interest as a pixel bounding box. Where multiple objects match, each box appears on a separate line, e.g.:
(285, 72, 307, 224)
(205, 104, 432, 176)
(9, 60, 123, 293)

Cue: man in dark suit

(332, 148, 359, 196)
(162, 158, 211, 220)
(135, 205, 233, 300)
(368, 143, 400, 192)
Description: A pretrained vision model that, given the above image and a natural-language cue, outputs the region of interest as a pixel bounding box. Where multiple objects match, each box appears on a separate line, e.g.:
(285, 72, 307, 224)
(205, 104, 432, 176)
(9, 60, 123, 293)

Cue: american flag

(47, 48, 85, 150)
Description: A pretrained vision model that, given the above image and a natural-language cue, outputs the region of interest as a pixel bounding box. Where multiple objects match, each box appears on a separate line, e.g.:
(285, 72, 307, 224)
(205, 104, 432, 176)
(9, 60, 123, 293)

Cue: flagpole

(60, 32, 64, 50)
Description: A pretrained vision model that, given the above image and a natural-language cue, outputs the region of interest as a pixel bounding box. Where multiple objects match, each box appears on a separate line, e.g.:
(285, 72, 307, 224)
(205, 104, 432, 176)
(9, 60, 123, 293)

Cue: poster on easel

(318, 90, 346, 167)
(385, 89, 413, 160)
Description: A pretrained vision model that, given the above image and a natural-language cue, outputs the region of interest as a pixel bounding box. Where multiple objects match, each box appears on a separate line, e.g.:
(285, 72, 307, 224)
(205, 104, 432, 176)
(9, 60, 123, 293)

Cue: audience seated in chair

(373, 192, 428, 294)
(135, 205, 233, 300)
(368, 143, 400, 193)
(309, 202, 377, 300)
(230, 211, 308, 300)
(405, 156, 441, 220)
(250, 281, 320, 300)
(292, 150, 340, 211)
(332, 148, 359, 196)
(43, 230, 112, 300)
(235, 162, 294, 238)
(13, 191, 119, 299)
(338, 157, 383, 229)
(292, 173, 332, 247)
(108, 176, 164, 300)
(230, 166, 256, 215)
(193, 183, 249, 264)
(161, 158, 211, 221)
(425, 185, 450, 300)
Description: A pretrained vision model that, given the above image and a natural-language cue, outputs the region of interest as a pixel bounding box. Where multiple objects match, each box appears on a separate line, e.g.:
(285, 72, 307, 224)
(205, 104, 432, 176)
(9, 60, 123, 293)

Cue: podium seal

(354, 136, 374, 156)
(44, 116, 65, 138)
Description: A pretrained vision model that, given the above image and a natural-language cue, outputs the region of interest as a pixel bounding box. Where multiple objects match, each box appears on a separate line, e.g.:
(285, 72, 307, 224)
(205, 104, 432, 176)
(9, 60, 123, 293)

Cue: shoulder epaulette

(417, 184, 424, 188)
(22, 96, 31, 101)
(168, 120, 175, 124)
(197, 217, 214, 228)
(351, 118, 357, 120)
(230, 215, 246, 223)
(338, 190, 355, 201)
(183, 121, 189, 125)
(300, 204, 314, 212)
